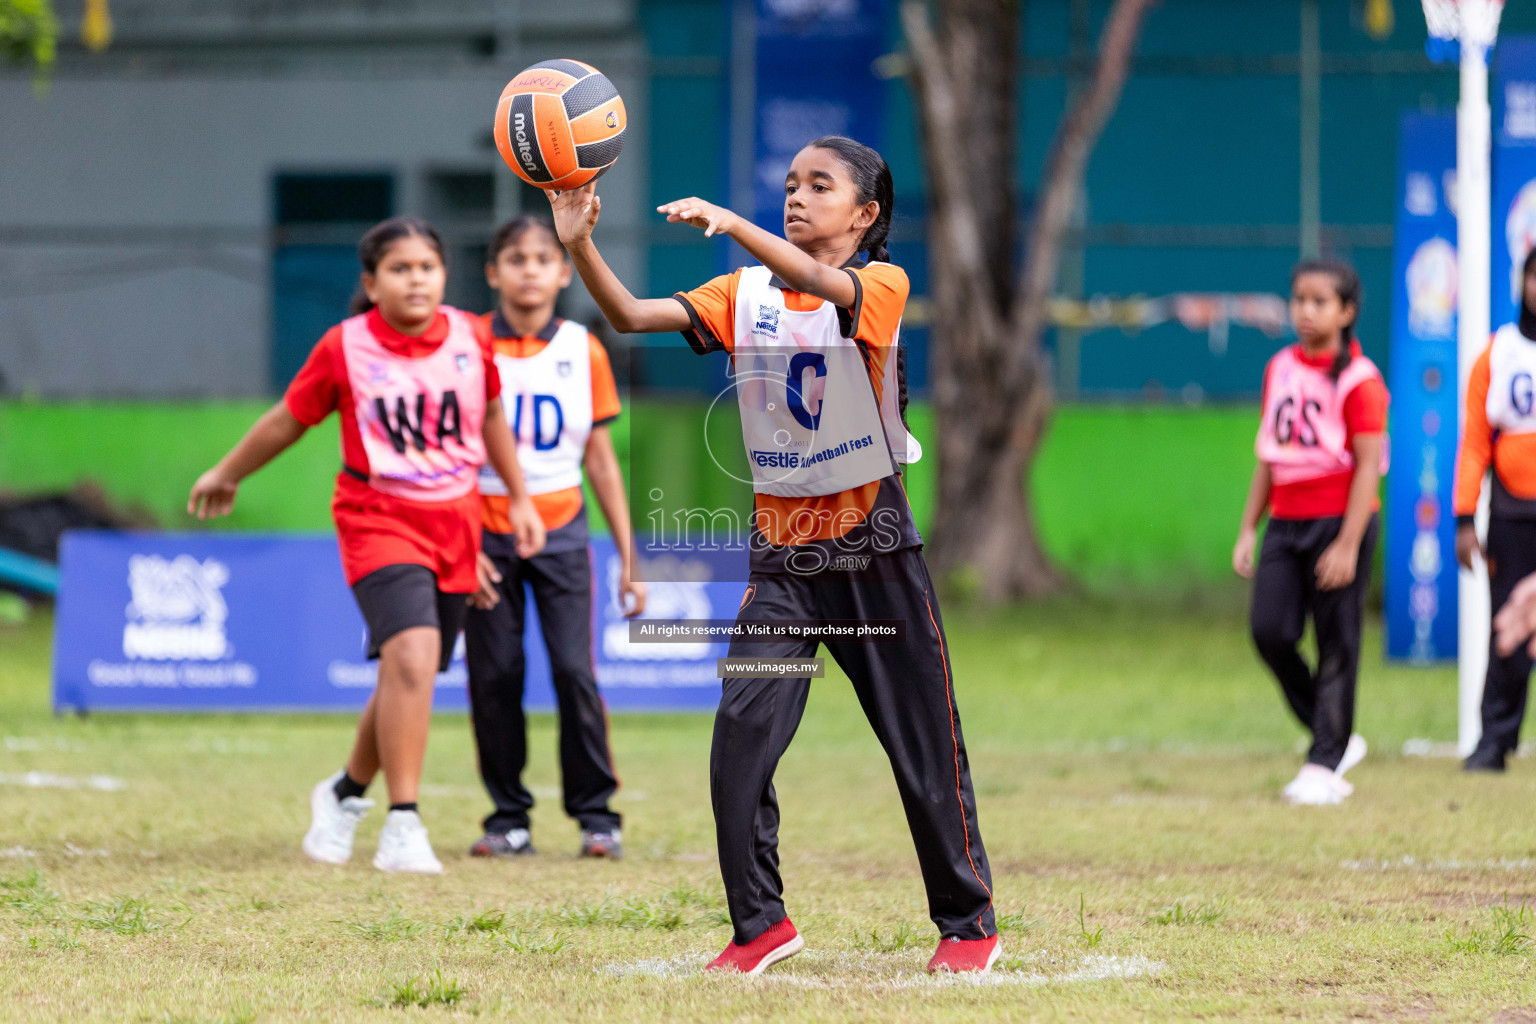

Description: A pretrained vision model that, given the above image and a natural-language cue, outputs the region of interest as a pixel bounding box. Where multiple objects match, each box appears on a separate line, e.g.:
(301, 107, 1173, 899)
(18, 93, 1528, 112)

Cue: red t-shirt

(283, 307, 502, 591)
(1265, 343, 1389, 520)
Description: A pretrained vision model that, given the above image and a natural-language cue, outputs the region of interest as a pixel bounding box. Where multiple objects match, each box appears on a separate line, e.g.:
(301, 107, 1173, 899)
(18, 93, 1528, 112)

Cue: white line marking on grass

(0, 846, 36, 858)
(3, 737, 84, 753)
(1344, 856, 1536, 871)
(63, 843, 109, 858)
(0, 772, 124, 791)
(598, 952, 1163, 990)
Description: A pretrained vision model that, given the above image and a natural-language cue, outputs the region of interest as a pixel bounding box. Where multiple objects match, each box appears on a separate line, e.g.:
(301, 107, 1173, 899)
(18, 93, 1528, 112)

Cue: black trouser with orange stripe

(1477, 515, 1536, 754)
(713, 547, 996, 945)
(464, 546, 621, 834)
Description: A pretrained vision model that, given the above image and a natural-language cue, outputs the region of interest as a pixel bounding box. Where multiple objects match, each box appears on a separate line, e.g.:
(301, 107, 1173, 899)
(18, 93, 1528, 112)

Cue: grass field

(4, 598, 1536, 1022)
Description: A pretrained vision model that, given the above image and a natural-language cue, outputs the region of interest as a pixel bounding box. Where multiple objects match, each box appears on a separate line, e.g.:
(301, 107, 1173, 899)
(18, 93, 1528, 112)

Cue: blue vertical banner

(1386, 113, 1460, 662)
(1494, 37, 1536, 330)
(732, 0, 889, 237)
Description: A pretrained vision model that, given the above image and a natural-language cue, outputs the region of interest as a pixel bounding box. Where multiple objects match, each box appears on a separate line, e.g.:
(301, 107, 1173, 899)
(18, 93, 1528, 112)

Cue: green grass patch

(5, 603, 1536, 1020)
(385, 970, 466, 1009)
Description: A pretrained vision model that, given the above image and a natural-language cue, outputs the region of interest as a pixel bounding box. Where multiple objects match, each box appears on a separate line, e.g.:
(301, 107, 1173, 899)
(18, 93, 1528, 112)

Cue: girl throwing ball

(1234, 259, 1388, 806)
(547, 136, 998, 975)
(189, 217, 544, 872)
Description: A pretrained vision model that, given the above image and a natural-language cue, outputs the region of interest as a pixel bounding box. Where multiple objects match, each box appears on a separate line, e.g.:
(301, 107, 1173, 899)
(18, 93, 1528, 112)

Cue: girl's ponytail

(1292, 257, 1362, 381)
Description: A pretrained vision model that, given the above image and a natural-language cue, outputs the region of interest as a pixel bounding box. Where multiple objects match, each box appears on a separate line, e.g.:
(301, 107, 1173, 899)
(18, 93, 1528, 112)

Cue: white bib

(479, 319, 594, 497)
(731, 266, 919, 497)
(1485, 323, 1536, 436)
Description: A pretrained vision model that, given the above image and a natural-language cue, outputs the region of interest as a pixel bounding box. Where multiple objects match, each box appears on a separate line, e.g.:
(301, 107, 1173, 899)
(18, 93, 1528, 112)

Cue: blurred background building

(0, 0, 1524, 401)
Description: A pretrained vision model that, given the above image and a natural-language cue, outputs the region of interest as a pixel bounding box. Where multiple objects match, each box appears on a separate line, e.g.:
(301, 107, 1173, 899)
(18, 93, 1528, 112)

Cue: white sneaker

(373, 809, 444, 874)
(1336, 734, 1367, 779)
(1283, 763, 1349, 806)
(302, 771, 373, 864)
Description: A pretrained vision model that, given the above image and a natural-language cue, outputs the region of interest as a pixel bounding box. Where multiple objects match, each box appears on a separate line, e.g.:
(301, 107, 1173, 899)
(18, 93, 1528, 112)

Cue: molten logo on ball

(513, 112, 537, 173)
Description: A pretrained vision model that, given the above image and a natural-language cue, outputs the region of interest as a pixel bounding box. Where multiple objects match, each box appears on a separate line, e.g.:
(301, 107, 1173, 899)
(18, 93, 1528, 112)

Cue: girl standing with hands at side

(546, 136, 999, 976)
(1234, 259, 1388, 807)
(189, 217, 544, 873)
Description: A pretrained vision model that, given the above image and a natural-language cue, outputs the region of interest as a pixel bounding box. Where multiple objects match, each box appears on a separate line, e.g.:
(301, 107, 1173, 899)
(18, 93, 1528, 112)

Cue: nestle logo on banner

(122, 555, 231, 661)
(1507, 82, 1536, 141)
(753, 304, 780, 337)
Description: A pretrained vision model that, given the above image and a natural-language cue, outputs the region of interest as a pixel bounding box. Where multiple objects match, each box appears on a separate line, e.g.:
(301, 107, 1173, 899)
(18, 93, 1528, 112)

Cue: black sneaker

(580, 830, 622, 859)
(1463, 745, 1508, 773)
(469, 828, 535, 857)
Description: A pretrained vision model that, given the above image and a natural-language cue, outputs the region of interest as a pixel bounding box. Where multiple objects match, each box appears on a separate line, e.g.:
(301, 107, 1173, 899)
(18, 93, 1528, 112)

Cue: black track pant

(1250, 514, 1378, 770)
(712, 548, 996, 945)
(1478, 517, 1536, 754)
(464, 547, 620, 834)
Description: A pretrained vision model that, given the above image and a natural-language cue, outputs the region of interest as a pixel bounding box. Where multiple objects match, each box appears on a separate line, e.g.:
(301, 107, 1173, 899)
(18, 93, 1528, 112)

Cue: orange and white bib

(479, 319, 593, 498)
(731, 265, 916, 497)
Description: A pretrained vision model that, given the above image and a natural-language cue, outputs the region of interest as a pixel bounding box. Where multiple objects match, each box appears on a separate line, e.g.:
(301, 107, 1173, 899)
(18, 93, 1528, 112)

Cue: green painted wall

(0, 400, 1258, 586)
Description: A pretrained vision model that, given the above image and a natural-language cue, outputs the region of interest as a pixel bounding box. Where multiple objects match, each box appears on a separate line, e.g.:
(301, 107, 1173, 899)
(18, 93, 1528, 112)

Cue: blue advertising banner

(734, 0, 889, 235)
(1386, 112, 1460, 662)
(52, 533, 740, 713)
(1494, 37, 1536, 331)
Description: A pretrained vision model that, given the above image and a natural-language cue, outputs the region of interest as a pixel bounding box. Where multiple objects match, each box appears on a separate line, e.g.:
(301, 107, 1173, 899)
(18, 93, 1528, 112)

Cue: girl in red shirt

(1233, 258, 1389, 807)
(188, 217, 544, 873)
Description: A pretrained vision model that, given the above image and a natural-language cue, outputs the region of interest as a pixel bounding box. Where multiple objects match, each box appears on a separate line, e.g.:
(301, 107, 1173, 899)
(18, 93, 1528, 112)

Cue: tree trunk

(903, 0, 1157, 601)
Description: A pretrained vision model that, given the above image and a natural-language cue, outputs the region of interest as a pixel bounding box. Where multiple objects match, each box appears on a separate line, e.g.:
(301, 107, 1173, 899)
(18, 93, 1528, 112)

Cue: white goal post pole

(1455, 2, 1496, 758)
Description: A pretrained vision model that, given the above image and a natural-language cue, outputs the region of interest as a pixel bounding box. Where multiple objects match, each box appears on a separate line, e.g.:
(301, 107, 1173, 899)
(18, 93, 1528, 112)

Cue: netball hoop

(1423, 0, 1504, 756)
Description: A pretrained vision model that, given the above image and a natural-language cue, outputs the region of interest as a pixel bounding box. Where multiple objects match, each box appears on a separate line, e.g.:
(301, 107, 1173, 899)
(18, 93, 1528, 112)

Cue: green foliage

(1150, 899, 1227, 927)
(1077, 894, 1104, 949)
(1445, 899, 1535, 956)
(443, 908, 506, 937)
(347, 907, 426, 942)
(0, 0, 57, 82)
(387, 970, 465, 1009)
(78, 896, 179, 936)
(857, 921, 924, 953)
(501, 929, 568, 955)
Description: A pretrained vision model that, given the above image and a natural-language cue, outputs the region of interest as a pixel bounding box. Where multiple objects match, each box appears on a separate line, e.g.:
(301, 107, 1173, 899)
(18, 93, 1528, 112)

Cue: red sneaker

(927, 934, 1001, 973)
(704, 917, 805, 976)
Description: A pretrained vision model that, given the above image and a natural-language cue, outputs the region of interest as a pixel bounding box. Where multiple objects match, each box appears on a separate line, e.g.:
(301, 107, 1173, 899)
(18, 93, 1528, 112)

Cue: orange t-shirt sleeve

(1455, 346, 1495, 517)
(589, 333, 622, 424)
(283, 327, 344, 426)
(675, 271, 739, 354)
(844, 264, 910, 346)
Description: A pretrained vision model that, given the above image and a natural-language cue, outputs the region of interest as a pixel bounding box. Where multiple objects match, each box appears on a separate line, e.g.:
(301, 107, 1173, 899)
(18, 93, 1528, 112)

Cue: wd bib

(731, 265, 917, 497)
(1255, 345, 1389, 486)
(340, 307, 487, 502)
(479, 319, 594, 497)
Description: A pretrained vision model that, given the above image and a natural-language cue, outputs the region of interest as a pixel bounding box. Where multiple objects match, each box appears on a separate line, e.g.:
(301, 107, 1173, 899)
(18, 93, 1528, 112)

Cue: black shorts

(351, 563, 468, 672)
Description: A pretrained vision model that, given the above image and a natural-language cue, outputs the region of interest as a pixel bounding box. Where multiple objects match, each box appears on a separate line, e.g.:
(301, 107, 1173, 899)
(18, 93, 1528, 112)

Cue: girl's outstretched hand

(188, 469, 239, 519)
(547, 184, 600, 245)
(657, 197, 738, 239)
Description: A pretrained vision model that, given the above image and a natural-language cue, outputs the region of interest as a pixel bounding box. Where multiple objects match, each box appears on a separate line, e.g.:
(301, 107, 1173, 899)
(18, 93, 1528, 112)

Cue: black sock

(333, 771, 368, 801)
(389, 802, 419, 814)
